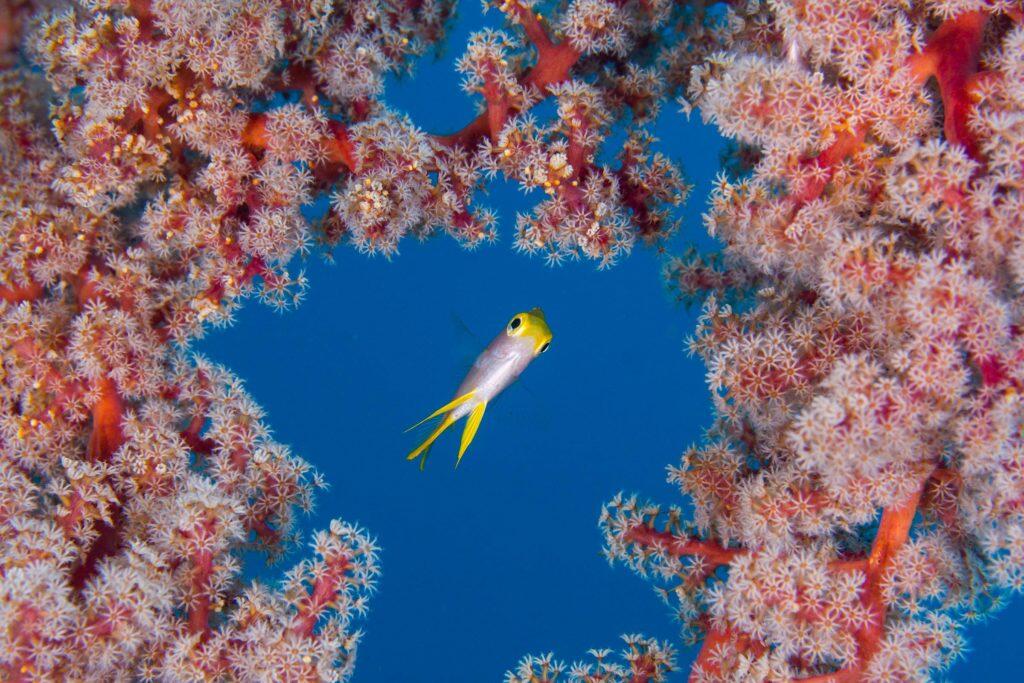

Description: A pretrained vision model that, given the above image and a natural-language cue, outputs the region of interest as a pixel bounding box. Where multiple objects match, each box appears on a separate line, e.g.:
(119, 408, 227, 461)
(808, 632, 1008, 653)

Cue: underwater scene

(3, 0, 1024, 681)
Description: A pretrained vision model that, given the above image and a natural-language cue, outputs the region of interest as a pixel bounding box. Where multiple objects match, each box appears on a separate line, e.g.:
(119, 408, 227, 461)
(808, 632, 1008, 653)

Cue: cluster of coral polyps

(602, 4, 1024, 682)
(3, 0, 1024, 680)
(1, 0, 686, 678)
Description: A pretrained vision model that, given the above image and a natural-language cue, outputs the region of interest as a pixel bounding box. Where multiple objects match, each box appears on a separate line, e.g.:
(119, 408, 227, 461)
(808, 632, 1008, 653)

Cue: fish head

(505, 307, 552, 356)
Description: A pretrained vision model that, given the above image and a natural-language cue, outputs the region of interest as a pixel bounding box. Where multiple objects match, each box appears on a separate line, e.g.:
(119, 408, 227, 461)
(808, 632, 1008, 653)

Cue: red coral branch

(795, 470, 932, 682)
(0, 279, 43, 303)
(87, 378, 126, 462)
(438, 5, 580, 147)
(69, 509, 126, 591)
(186, 519, 217, 635)
(625, 524, 743, 567)
(292, 557, 352, 637)
(908, 11, 989, 161)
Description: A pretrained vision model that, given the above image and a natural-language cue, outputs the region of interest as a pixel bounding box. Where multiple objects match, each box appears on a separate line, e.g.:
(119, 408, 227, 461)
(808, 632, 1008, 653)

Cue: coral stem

(292, 557, 351, 637)
(87, 378, 125, 462)
(908, 10, 988, 160)
(625, 524, 741, 566)
(437, 14, 580, 148)
(0, 279, 43, 303)
(795, 469, 933, 681)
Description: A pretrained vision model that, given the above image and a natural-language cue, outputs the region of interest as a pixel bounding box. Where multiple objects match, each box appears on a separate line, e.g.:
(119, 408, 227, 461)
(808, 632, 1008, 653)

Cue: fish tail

(407, 413, 456, 469)
(456, 402, 487, 468)
(405, 391, 476, 433)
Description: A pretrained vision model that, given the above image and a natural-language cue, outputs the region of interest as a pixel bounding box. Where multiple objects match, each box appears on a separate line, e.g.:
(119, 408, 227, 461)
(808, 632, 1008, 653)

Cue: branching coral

(1, 0, 692, 678)
(608, 1, 1024, 681)
(3, 0, 1024, 680)
(505, 635, 676, 683)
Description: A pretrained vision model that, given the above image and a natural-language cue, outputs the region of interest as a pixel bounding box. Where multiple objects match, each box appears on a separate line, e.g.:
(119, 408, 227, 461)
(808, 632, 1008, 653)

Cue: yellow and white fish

(406, 308, 553, 469)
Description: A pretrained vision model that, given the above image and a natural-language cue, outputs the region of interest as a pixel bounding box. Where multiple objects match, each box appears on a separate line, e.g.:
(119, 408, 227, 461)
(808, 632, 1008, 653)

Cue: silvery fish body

(449, 330, 536, 420)
(406, 308, 553, 468)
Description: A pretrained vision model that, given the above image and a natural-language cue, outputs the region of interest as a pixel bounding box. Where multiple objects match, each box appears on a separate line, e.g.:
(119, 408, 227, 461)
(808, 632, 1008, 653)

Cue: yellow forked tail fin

(406, 414, 456, 470)
(406, 391, 475, 470)
(456, 401, 487, 468)
(405, 391, 475, 433)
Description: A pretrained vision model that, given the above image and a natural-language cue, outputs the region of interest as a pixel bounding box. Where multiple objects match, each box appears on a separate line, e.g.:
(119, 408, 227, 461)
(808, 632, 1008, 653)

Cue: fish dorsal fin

(449, 311, 486, 371)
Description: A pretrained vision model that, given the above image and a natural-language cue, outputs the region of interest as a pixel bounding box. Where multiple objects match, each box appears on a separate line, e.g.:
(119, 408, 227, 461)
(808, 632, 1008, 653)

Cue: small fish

(406, 308, 553, 469)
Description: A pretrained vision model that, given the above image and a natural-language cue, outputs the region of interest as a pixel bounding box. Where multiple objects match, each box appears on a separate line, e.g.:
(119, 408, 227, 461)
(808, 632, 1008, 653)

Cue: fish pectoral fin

(456, 401, 488, 468)
(407, 414, 456, 467)
(405, 390, 476, 433)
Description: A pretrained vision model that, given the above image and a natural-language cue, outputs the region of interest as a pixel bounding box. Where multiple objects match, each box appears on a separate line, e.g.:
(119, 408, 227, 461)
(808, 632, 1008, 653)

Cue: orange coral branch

(87, 377, 125, 462)
(243, 113, 356, 171)
(854, 476, 927, 661)
(324, 120, 356, 170)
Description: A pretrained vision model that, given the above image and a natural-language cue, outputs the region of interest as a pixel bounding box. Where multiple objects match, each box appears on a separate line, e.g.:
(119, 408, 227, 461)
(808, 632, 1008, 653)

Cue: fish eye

(508, 316, 522, 333)
(538, 342, 550, 354)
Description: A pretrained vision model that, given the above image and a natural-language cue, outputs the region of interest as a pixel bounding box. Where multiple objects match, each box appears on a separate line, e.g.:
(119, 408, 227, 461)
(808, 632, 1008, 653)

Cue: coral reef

(1, 0, 686, 677)
(605, 2, 1024, 681)
(2, 0, 1023, 680)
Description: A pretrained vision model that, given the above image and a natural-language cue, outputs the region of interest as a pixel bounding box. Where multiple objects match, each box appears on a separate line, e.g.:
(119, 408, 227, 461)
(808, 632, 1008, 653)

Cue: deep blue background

(196, 3, 1024, 680)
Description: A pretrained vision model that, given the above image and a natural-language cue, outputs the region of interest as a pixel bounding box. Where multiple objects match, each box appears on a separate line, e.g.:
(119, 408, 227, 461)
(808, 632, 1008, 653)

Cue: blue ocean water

(195, 3, 1024, 680)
